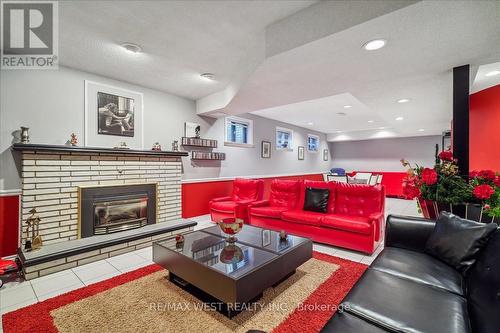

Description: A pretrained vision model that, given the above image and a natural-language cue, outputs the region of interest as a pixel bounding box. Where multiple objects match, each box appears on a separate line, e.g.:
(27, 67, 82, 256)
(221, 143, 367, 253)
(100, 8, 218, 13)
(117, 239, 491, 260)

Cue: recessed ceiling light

(307, 122, 314, 126)
(367, 120, 374, 123)
(120, 42, 142, 53)
(485, 70, 500, 77)
(336, 112, 347, 116)
(378, 127, 386, 130)
(395, 116, 404, 121)
(200, 73, 216, 81)
(336, 131, 342, 134)
(397, 98, 410, 103)
(363, 39, 386, 51)
(418, 128, 425, 132)
(343, 105, 352, 109)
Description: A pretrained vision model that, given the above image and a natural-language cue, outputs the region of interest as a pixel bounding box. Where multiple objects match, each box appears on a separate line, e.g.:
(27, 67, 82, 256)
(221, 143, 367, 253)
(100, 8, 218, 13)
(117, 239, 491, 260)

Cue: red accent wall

(0, 195, 20, 257)
(355, 171, 406, 198)
(181, 174, 323, 218)
(470, 84, 500, 171)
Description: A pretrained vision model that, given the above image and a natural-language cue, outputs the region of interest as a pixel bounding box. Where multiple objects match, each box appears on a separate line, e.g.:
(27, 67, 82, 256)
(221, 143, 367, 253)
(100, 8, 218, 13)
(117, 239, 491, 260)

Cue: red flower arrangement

(438, 150, 453, 161)
(421, 168, 438, 185)
(478, 169, 496, 180)
(473, 184, 495, 200)
(402, 175, 421, 199)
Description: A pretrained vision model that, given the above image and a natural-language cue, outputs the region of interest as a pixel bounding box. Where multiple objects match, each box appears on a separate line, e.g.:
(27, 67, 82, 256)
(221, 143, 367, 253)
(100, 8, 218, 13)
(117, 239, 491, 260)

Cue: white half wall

(329, 135, 441, 172)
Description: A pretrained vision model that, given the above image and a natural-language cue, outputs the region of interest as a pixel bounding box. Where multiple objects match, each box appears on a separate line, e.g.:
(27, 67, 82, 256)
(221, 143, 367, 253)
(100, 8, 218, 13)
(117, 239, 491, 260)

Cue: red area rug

(3, 252, 366, 333)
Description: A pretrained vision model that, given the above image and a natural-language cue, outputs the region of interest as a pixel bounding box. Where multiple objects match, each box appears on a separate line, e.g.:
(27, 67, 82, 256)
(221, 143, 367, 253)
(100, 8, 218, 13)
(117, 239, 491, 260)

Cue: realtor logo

(1, 1, 58, 69)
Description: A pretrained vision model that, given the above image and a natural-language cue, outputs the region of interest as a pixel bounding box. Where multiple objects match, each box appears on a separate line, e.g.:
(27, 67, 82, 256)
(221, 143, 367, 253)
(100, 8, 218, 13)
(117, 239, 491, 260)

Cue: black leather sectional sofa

(322, 215, 500, 333)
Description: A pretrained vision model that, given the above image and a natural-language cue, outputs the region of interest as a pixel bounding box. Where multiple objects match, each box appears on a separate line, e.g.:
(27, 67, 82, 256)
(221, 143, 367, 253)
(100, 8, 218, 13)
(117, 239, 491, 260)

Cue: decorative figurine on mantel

(70, 133, 78, 146)
(195, 125, 201, 139)
(20, 126, 30, 144)
(171, 140, 179, 152)
(24, 208, 43, 251)
(152, 142, 162, 151)
(114, 142, 129, 149)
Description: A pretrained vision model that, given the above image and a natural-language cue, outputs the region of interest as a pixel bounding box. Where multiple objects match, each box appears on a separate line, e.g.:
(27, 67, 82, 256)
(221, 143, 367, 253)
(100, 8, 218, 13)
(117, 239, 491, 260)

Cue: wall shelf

(191, 151, 225, 160)
(181, 137, 217, 148)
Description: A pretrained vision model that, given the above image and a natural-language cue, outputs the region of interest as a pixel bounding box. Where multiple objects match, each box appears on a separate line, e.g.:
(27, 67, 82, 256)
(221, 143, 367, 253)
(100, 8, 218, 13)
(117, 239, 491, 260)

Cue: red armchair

(209, 178, 264, 222)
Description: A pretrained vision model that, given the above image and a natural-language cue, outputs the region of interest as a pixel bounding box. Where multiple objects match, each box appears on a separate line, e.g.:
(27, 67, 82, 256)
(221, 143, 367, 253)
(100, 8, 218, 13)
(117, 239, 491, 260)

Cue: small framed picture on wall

(298, 146, 305, 160)
(261, 141, 271, 158)
(323, 149, 329, 161)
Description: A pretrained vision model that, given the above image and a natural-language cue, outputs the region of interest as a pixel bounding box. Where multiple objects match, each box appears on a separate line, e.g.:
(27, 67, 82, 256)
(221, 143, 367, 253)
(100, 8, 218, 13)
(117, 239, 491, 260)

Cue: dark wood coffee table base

(168, 272, 264, 319)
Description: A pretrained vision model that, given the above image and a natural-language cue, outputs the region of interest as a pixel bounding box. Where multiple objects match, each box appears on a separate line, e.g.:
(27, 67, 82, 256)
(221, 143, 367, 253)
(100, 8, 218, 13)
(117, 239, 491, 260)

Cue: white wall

(329, 135, 441, 172)
(0, 67, 330, 191)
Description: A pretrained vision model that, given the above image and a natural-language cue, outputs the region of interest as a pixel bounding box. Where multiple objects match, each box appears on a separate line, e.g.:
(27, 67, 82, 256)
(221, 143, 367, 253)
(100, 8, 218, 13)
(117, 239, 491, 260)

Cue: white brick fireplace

(19, 148, 183, 246)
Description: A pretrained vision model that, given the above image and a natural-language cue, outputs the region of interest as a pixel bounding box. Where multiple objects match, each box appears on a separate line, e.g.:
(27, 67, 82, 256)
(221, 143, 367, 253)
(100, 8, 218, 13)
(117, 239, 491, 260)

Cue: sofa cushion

(335, 183, 383, 217)
(321, 215, 372, 235)
(210, 200, 236, 213)
(371, 247, 465, 295)
(424, 212, 497, 273)
(232, 178, 263, 201)
(250, 206, 288, 219)
(342, 269, 471, 333)
(281, 210, 324, 226)
(466, 229, 500, 333)
(299, 180, 336, 214)
(269, 179, 301, 209)
(303, 187, 330, 213)
(321, 311, 391, 333)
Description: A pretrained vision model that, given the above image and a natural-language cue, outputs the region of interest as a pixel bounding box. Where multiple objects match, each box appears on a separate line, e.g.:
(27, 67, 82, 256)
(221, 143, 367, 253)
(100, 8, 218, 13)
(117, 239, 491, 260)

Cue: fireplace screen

(79, 183, 157, 238)
(93, 197, 148, 235)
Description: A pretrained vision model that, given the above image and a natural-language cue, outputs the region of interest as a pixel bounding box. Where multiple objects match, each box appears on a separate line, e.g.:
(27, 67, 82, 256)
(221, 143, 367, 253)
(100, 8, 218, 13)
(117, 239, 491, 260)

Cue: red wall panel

(470, 84, 500, 171)
(355, 171, 406, 198)
(0, 195, 20, 258)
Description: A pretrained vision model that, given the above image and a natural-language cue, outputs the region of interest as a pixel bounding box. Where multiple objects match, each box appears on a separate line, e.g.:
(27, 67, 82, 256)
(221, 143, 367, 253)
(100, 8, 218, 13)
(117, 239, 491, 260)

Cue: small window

(307, 134, 319, 152)
(276, 127, 293, 150)
(225, 116, 253, 146)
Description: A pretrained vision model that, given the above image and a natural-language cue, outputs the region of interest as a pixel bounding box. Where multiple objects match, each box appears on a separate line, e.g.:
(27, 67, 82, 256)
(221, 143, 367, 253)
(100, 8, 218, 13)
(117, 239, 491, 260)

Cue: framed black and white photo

(185, 122, 201, 138)
(97, 92, 134, 137)
(262, 229, 271, 247)
(85, 81, 143, 148)
(298, 146, 305, 160)
(261, 141, 271, 158)
(323, 149, 329, 161)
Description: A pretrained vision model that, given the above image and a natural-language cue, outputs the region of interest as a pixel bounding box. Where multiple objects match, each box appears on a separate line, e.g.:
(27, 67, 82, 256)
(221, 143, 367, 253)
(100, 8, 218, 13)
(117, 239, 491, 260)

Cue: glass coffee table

(152, 224, 312, 317)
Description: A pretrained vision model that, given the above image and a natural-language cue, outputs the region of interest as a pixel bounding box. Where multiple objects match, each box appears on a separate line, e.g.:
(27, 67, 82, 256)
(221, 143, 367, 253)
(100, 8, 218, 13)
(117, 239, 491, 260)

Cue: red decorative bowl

(218, 218, 243, 243)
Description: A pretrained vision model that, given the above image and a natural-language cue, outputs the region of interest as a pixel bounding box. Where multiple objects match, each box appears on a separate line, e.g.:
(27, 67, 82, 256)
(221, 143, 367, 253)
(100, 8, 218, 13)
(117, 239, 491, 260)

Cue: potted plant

(401, 149, 499, 224)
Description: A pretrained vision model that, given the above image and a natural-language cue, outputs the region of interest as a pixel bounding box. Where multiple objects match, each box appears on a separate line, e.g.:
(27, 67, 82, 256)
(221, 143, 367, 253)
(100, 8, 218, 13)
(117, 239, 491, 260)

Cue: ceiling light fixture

(363, 39, 386, 51)
(367, 120, 374, 123)
(343, 105, 352, 109)
(336, 131, 342, 134)
(378, 127, 386, 130)
(418, 128, 425, 132)
(485, 70, 500, 77)
(395, 116, 404, 121)
(307, 122, 314, 126)
(397, 98, 410, 103)
(200, 73, 216, 81)
(120, 42, 142, 53)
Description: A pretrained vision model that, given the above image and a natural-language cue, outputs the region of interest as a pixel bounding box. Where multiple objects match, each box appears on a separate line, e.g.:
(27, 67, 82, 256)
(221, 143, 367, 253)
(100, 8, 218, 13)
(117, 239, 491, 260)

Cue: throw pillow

(424, 212, 497, 273)
(303, 187, 330, 213)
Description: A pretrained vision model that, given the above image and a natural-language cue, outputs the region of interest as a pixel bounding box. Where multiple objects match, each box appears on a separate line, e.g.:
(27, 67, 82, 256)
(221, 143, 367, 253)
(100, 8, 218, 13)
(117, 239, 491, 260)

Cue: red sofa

(248, 179, 385, 254)
(209, 178, 264, 222)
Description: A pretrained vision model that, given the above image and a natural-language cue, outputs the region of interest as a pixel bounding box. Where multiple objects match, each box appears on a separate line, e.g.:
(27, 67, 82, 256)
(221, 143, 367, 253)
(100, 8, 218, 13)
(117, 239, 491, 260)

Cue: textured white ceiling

(471, 62, 500, 94)
(242, 1, 500, 140)
(58, 0, 317, 100)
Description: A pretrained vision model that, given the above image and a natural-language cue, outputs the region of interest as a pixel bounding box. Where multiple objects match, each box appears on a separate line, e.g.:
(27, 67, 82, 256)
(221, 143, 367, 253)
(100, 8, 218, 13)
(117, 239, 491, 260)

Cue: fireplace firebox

(78, 184, 157, 238)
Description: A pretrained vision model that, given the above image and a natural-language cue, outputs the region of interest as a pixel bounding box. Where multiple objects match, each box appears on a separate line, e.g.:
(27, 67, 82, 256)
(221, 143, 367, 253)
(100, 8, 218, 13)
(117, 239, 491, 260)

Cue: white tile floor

(0, 198, 421, 331)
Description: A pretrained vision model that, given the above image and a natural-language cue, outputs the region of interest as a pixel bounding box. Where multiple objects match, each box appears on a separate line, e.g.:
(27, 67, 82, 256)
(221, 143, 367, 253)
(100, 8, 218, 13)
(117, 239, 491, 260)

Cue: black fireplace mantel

(12, 143, 188, 157)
